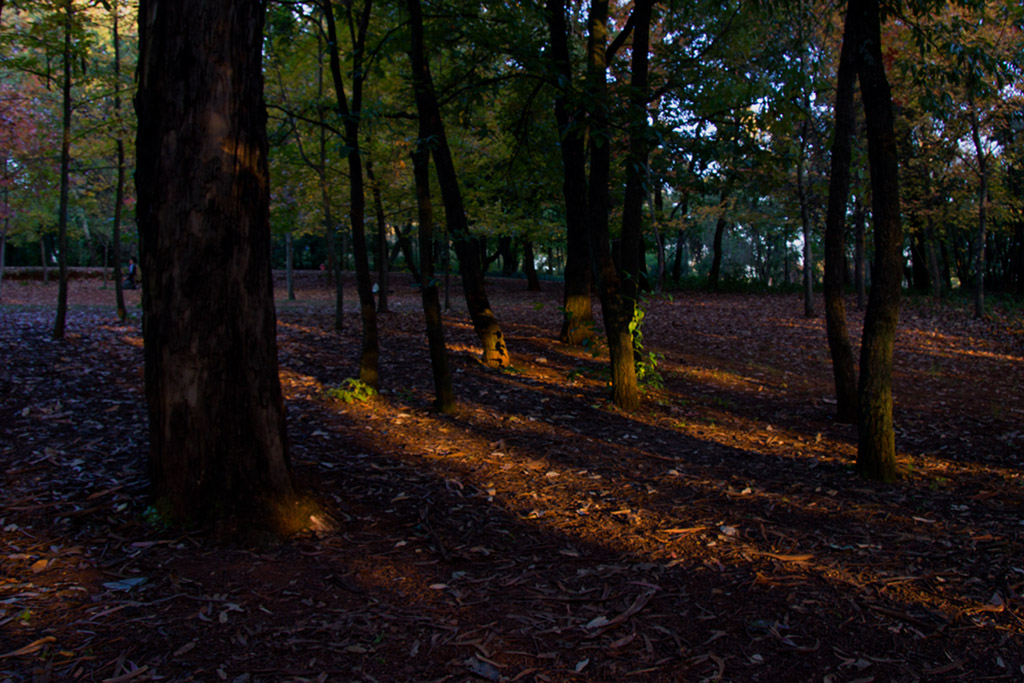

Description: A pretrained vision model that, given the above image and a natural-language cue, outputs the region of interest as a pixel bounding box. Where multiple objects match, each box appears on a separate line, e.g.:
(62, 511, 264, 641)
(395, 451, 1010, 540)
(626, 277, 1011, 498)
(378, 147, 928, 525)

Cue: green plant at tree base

(326, 378, 378, 404)
(142, 500, 172, 528)
(630, 299, 664, 390)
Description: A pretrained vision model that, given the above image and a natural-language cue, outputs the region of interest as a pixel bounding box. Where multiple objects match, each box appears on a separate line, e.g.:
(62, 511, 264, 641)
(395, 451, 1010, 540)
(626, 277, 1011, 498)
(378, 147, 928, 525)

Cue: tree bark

(312, 31, 343, 330)
(523, 240, 541, 291)
(406, 0, 509, 367)
(924, 218, 941, 299)
(412, 141, 455, 413)
(587, 0, 639, 411)
(969, 104, 988, 319)
(708, 190, 729, 291)
(651, 183, 665, 293)
(853, 0, 902, 482)
(285, 231, 296, 300)
(619, 0, 652, 305)
(853, 196, 866, 309)
(323, 0, 380, 388)
(396, 223, 421, 282)
(546, 0, 594, 345)
(822, 3, 859, 423)
(135, 0, 295, 527)
(366, 158, 389, 313)
(112, 0, 127, 321)
(52, 0, 73, 340)
(671, 227, 685, 281)
(797, 121, 816, 318)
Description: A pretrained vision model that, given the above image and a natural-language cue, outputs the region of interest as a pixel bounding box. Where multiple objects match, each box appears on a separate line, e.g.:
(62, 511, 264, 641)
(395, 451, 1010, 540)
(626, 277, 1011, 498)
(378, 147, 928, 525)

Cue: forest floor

(1, 271, 1023, 683)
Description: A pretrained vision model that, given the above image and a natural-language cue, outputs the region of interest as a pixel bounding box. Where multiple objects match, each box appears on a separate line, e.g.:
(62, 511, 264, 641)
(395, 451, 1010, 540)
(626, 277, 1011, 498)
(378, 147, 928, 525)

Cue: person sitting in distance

(123, 256, 138, 290)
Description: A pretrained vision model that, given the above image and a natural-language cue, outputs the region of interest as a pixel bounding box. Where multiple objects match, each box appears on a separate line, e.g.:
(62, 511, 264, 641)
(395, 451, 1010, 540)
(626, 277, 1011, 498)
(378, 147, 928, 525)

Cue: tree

(51, 0, 73, 340)
(412, 135, 455, 413)
(853, 0, 903, 481)
(406, 0, 510, 368)
(111, 0, 128, 321)
(586, 0, 640, 411)
(546, 0, 594, 346)
(135, 0, 295, 527)
(822, 1, 860, 423)
(322, 0, 380, 388)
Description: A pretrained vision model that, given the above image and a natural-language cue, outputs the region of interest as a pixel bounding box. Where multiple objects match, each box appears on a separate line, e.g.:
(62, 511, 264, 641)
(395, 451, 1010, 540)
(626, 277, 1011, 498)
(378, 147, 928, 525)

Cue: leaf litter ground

(1, 272, 1022, 682)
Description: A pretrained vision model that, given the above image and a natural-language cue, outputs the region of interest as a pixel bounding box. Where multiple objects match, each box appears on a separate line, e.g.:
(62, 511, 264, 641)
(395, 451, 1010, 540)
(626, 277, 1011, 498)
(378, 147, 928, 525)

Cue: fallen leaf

(465, 655, 501, 681)
(0, 636, 57, 659)
(103, 577, 148, 591)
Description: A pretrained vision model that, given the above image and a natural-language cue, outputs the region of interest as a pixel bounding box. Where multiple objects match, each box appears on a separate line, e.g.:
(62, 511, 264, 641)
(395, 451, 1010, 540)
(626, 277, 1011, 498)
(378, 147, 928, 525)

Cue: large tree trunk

(135, 0, 295, 527)
(822, 4, 859, 423)
(52, 0, 73, 340)
(547, 0, 594, 345)
(853, 0, 902, 482)
(323, 0, 380, 388)
(412, 142, 455, 413)
(587, 0, 639, 411)
(407, 0, 509, 367)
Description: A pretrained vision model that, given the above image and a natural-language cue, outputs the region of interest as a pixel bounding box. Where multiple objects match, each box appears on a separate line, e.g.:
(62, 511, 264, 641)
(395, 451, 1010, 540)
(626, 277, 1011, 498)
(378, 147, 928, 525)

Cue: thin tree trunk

(822, 4, 859, 423)
(321, 171, 343, 328)
(396, 223, 421, 282)
(0, 223, 6, 298)
(969, 105, 988, 319)
(671, 229, 685, 281)
(797, 123, 816, 318)
(854, 197, 866, 309)
(651, 182, 665, 293)
(407, 0, 509, 367)
(854, 0, 902, 482)
(708, 193, 728, 291)
(412, 142, 455, 413)
(523, 240, 540, 291)
(135, 0, 295, 527)
(285, 231, 296, 300)
(53, 0, 73, 340)
(547, 0, 594, 345)
(323, 0, 380, 388)
(1014, 223, 1024, 295)
(925, 218, 941, 299)
(366, 158, 389, 313)
(620, 0, 654, 298)
(1, 161, 9, 297)
(112, 0, 127, 321)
